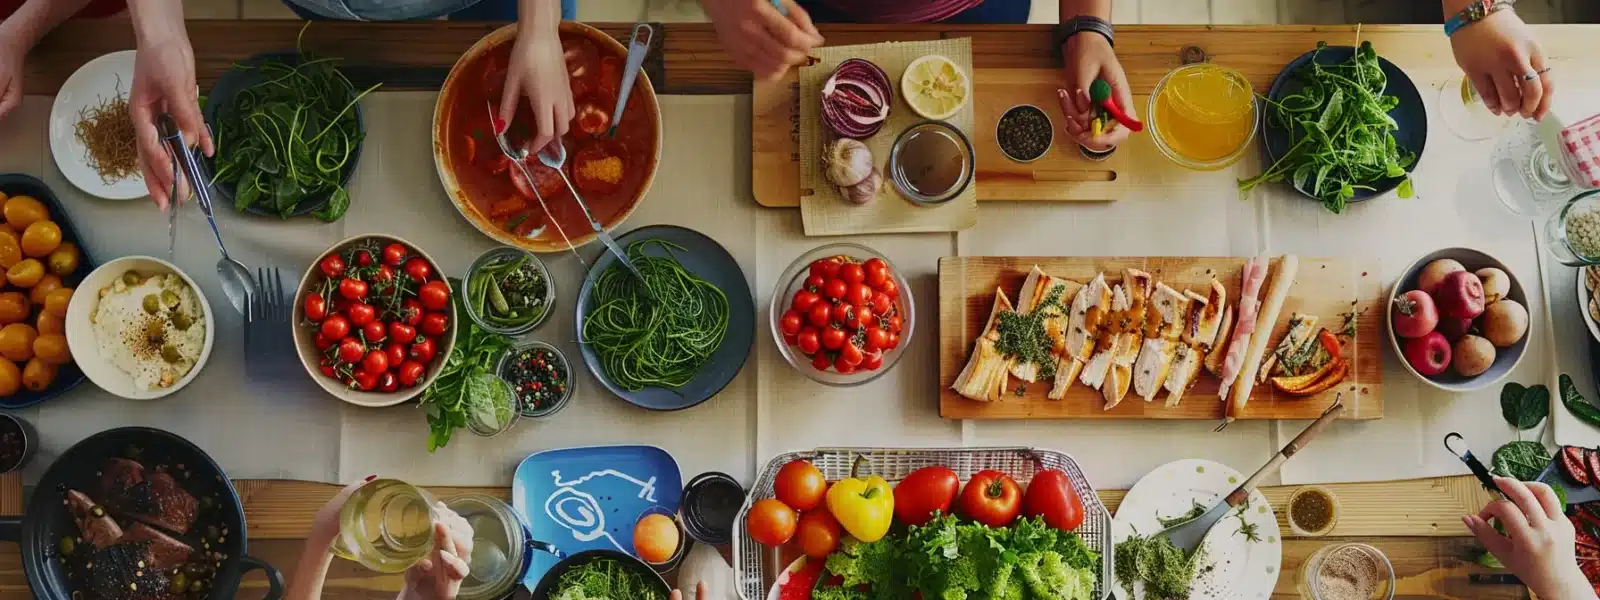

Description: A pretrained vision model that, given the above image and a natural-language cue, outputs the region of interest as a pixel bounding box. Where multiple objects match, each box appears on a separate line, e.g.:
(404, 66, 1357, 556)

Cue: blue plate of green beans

(464, 246, 553, 335)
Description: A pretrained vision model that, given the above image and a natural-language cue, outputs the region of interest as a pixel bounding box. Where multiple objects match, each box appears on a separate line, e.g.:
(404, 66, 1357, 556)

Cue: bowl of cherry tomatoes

(292, 235, 457, 407)
(770, 243, 912, 386)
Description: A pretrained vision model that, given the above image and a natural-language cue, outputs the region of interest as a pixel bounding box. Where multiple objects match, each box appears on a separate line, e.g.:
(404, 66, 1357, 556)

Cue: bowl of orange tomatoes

(769, 243, 912, 386)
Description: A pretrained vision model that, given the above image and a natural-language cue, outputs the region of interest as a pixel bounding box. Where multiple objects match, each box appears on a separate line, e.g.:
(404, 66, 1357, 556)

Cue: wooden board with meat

(939, 255, 1385, 421)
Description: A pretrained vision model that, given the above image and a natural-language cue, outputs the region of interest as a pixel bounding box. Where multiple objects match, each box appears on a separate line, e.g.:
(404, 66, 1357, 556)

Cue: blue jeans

(796, 0, 1030, 24)
(282, 0, 576, 21)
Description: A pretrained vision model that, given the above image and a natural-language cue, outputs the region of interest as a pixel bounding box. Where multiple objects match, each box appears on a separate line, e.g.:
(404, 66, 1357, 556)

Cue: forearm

(0, 0, 96, 50)
(518, 0, 561, 38)
(284, 533, 337, 600)
(127, 0, 187, 45)
(1059, 0, 1112, 21)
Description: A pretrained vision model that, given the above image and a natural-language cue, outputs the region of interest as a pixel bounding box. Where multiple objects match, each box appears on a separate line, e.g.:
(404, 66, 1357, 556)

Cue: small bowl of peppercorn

(499, 340, 575, 419)
(996, 104, 1054, 163)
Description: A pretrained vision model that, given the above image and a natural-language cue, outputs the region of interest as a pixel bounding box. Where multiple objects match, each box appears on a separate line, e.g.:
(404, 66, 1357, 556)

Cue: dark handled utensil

(245, 267, 297, 381)
(1158, 399, 1344, 553)
(605, 24, 652, 139)
(1444, 432, 1505, 496)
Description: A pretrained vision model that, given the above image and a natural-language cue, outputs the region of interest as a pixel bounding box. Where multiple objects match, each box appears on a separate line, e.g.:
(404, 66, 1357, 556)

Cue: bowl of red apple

(1388, 248, 1529, 392)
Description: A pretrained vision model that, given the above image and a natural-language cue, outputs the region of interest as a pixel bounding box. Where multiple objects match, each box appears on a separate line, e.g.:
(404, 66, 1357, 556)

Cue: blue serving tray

(511, 445, 682, 591)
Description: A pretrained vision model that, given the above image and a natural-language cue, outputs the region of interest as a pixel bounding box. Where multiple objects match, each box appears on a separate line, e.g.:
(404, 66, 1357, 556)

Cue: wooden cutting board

(752, 68, 1128, 208)
(938, 256, 1385, 420)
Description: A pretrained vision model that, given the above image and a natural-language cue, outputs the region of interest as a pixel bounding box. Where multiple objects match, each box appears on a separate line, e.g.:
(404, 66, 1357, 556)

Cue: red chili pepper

(1089, 79, 1143, 132)
(1318, 329, 1342, 360)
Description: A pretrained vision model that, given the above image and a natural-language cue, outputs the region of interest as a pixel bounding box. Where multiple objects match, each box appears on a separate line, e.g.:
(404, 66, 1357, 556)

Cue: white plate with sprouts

(49, 50, 146, 200)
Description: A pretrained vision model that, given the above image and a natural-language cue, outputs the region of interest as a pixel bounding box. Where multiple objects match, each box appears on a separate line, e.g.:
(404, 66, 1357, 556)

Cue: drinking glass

(330, 478, 442, 573)
(1439, 76, 1505, 141)
(1490, 119, 1585, 217)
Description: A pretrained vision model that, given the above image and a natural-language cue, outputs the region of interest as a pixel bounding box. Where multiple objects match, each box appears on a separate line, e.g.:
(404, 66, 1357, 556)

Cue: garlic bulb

(823, 138, 873, 188)
(842, 167, 882, 205)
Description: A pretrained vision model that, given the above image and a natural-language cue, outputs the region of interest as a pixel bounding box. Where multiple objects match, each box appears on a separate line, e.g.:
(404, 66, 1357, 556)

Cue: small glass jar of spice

(498, 341, 575, 418)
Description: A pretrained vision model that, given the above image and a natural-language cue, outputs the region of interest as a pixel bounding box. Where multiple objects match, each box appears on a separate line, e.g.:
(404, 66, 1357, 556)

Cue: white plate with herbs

(1579, 266, 1600, 344)
(1110, 459, 1281, 600)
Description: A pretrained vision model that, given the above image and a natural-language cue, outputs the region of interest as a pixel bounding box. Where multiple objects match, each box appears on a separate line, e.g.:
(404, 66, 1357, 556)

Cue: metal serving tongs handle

(156, 114, 227, 260)
(1445, 432, 1505, 496)
(484, 100, 584, 265)
(605, 23, 653, 138)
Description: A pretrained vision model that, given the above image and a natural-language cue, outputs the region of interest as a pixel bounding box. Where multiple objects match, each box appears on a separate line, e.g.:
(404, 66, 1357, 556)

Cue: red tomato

(809, 258, 842, 280)
(838, 342, 863, 367)
(314, 332, 335, 351)
(796, 509, 842, 559)
(418, 280, 451, 311)
(821, 327, 846, 351)
(807, 302, 832, 329)
(339, 278, 368, 300)
(887, 315, 904, 334)
(337, 338, 366, 364)
(320, 314, 351, 340)
(870, 292, 893, 315)
(783, 332, 798, 346)
(362, 321, 387, 343)
(839, 263, 865, 285)
(792, 289, 821, 314)
(409, 337, 438, 363)
(886, 332, 901, 350)
(378, 371, 399, 393)
(385, 343, 407, 369)
(878, 278, 899, 300)
(796, 328, 821, 355)
(318, 360, 336, 378)
(864, 258, 889, 287)
(823, 279, 847, 302)
(894, 466, 960, 526)
(852, 306, 874, 328)
(864, 327, 890, 352)
(804, 274, 825, 290)
(419, 312, 450, 337)
(810, 351, 833, 371)
(353, 369, 378, 391)
(860, 349, 883, 371)
(846, 283, 872, 308)
(347, 302, 377, 327)
(354, 250, 374, 267)
(958, 470, 1023, 527)
(403, 257, 433, 283)
(397, 360, 426, 387)
(389, 322, 417, 345)
(780, 310, 803, 336)
(834, 355, 858, 374)
(774, 460, 827, 511)
(382, 243, 408, 267)
(319, 254, 346, 279)
(746, 498, 798, 547)
(1022, 469, 1085, 531)
(399, 300, 424, 326)
(830, 302, 853, 325)
(362, 349, 390, 376)
(304, 294, 327, 322)
(369, 266, 393, 286)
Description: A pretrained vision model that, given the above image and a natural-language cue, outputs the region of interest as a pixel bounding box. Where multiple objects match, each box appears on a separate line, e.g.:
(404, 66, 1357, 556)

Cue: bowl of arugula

(203, 49, 380, 221)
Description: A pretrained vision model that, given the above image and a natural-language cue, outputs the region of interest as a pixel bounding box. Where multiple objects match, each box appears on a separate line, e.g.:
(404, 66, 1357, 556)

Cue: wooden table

(8, 20, 1594, 599)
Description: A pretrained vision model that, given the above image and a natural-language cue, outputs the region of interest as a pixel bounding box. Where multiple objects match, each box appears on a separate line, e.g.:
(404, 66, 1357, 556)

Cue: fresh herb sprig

(551, 557, 667, 600)
(994, 286, 1067, 379)
(420, 282, 513, 452)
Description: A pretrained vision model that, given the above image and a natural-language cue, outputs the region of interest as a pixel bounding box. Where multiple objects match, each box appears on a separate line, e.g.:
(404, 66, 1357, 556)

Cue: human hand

(309, 476, 372, 547)
(129, 31, 211, 211)
(1450, 10, 1552, 120)
(702, 0, 823, 82)
(499, 22, 573, 154)
(1057, 32, 1134, 152)
(671, 581, 710, 600)
(398, 505, 474, 600)
(1463, 477, 1591, 600)
(0, 35, 23, 121)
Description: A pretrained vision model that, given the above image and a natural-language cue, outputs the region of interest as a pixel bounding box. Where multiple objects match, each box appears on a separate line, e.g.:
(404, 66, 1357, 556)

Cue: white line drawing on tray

(544, 469, 659, 552)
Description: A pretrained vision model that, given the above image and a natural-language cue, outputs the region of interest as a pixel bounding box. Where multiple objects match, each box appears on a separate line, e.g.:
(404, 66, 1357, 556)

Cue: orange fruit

(631, 513, 681, 564)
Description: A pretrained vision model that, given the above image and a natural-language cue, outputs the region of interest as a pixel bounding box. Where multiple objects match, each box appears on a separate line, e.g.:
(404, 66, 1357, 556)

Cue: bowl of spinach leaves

(203, 50, 379, 221)
(1243, 41, 1426, 214)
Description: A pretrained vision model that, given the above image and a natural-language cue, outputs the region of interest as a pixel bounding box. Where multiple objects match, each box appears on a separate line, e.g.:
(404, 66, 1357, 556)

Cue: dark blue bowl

(0, 173, 93, 409)
(1262, 44, 1427, 204)
(574, 225, 755, 411)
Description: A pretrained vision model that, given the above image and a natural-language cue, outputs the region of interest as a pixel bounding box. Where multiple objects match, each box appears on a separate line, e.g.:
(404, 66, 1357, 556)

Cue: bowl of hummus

(65, 256, 213, 399)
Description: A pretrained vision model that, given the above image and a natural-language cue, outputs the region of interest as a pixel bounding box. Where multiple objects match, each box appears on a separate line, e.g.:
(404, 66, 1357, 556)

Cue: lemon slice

(901, 55, 969, 120)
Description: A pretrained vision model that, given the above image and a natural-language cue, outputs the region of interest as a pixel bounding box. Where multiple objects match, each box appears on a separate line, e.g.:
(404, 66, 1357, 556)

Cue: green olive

(161, 344, 183, 364)
(122, 272, 142, 286)
(189, 578, 204, 593)
(142, 294, 161, 315)
(171, 312, 194, 331)
(170, 572, 188, 594)
(59, 536, 75, 555)
(161, 290, 180, 308)
(90, 505, 104, 518)
(200, 496, 215, 510)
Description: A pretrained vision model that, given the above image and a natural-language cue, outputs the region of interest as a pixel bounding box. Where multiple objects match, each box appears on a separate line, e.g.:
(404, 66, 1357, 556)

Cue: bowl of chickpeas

(0, 174, 91, 408)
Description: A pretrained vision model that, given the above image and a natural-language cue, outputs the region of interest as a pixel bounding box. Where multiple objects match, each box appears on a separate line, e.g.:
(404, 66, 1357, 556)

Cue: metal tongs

(485, 100, 582, 263)
(157, 115, 255, 315)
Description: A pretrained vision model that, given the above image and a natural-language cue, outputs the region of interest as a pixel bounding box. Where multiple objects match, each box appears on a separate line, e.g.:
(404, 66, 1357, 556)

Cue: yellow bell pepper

(826, 473, 894, 542)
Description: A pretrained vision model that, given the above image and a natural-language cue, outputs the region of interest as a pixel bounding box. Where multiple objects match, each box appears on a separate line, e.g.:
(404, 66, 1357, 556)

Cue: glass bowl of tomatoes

(292, 235, 457, 407)
(770, 243, 912, 386)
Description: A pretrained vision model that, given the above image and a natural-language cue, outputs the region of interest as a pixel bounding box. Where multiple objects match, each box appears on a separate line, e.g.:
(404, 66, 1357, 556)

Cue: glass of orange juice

(1147, 63, 1258, 170)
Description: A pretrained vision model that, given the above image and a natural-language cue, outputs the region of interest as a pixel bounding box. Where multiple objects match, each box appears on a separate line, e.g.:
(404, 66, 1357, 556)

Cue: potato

(1481, 300, 1529, 347)
(1453, 335, 1496, 377)
(1475, 268, 1511, 304)
(1417, 258, 1465, 296)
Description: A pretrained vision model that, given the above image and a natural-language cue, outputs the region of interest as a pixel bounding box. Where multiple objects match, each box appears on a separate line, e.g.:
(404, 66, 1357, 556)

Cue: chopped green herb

(1115, 533, 1204, 600)
(994, 286, 1068, 379)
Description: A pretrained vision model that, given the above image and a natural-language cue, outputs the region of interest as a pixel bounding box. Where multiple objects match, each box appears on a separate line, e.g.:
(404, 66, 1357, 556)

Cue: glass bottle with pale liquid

(331, 478, 443, 573)
(1147, 63, 1258, 170)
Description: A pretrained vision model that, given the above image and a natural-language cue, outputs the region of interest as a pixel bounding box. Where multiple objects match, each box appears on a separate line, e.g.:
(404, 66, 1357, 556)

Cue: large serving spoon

(157, 114, 255, 315)
(605, 23, 652, 139)
(533, 139, 650, 292)
(1155, 399, 1343, 554)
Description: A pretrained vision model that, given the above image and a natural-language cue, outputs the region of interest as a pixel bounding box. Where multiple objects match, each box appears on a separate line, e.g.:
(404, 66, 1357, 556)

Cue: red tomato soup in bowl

(433, 22, 660, 253)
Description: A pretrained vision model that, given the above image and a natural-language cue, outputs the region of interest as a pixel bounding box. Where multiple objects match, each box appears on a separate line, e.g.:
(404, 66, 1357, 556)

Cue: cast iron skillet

(529, 548, 669, 599)
(0, 426, 283, 599)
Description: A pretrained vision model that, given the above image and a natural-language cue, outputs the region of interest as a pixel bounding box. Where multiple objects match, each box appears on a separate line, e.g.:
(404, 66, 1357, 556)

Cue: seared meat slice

(85, 541, 174, 600)
(100, 458, 198, 534)
(65, 489, 124, 549)
(121, 523, 195, 570)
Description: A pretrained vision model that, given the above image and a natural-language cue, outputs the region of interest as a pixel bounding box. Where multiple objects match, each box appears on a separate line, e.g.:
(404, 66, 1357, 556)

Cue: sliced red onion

(821, 58, 892, 139)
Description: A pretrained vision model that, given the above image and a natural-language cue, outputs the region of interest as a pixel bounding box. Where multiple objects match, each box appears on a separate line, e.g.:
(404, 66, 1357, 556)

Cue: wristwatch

(1055, 16, 1114, 51)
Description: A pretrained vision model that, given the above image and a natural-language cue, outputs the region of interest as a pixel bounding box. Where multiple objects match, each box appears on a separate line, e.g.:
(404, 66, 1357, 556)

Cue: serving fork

(245, 267, 296, 380)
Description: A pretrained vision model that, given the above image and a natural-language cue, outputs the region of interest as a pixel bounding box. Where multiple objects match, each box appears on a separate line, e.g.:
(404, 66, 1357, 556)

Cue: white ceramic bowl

(1385, 248, 1528, 392)
(64, 256, 215, 400)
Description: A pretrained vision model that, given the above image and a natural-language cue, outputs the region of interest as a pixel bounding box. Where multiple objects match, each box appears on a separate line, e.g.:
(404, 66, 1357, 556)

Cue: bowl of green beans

(463, 246, 553, 336)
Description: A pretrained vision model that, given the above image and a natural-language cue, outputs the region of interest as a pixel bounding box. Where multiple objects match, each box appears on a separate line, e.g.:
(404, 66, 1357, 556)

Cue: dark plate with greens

(1248, 42, 1426, 213)
(574, 225, 755, 411)
(203, 50, 377, 221)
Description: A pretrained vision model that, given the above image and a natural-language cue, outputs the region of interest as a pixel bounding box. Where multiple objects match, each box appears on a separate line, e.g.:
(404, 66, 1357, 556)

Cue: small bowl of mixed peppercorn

(996, 104, 1053, 163)
(499, 340, 574, 418)
(463, 246, 554, 336)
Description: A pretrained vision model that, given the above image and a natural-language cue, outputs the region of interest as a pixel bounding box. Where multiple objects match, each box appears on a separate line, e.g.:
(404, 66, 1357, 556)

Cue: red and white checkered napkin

(1561, 113, 1600, 189)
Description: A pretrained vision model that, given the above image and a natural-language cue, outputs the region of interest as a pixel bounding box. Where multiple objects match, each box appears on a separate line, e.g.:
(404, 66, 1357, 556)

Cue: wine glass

(1439, 75, 1505, 141)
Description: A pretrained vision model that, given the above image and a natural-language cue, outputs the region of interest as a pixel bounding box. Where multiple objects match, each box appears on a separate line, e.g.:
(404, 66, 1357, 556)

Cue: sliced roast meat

(99, 458, 198, 534)
(85, 541, 174, 600)
(65, 488, 124, 549)
(120, 522, 196, 569)
(100, 457, 146, 495)
(1563, 446, 1592, 486)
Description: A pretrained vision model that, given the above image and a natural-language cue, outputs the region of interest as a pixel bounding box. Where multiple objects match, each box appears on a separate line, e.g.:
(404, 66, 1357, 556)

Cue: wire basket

(732, 446, 1113, 600)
